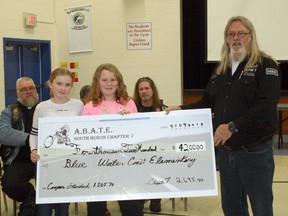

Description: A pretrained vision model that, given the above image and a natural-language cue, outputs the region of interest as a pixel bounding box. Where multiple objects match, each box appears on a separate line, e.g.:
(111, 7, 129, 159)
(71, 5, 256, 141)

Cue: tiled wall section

(0, 0, 182, 110)
(0, 0, 55, 110)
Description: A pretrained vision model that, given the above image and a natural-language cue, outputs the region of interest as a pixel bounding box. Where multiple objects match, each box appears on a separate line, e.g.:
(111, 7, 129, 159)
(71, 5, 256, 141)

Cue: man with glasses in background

(0, 77, 39, 215)
(166, 16, 281, 216)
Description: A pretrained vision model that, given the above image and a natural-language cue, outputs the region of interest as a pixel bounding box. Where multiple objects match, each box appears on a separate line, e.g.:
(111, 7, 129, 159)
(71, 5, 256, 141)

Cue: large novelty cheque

(36, 109, 218, 203)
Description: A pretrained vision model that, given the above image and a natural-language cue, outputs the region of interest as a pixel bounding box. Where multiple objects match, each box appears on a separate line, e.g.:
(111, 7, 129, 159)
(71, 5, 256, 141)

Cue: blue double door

(3, 38, 52, 106)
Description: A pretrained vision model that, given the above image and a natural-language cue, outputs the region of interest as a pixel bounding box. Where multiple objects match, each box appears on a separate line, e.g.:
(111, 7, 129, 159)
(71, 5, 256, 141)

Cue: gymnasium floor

(1, 136, 287, 216)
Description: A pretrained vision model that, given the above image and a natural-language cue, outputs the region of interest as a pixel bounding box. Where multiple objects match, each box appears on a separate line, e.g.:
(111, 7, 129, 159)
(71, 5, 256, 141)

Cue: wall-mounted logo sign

(73, 12, 85, 25)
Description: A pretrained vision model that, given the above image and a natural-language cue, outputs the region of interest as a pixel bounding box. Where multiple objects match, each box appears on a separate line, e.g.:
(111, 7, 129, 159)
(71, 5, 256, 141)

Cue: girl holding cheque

(81, 63, 142, 216)
(30, 68, 83, 216)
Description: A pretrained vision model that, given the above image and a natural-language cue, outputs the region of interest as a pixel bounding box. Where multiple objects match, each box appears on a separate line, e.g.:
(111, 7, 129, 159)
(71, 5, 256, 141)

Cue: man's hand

(214, 124, 232, 146)
(165, 106, 181, 114)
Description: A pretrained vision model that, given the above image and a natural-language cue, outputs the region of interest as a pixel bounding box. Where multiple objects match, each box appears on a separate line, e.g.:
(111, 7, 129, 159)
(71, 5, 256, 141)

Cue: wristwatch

(228, 122, 237, 134)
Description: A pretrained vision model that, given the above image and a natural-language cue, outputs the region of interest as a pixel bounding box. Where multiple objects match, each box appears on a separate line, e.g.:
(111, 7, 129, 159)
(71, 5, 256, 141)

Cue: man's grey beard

(229, 44, 247, 63)
(19, 94, 39, 107)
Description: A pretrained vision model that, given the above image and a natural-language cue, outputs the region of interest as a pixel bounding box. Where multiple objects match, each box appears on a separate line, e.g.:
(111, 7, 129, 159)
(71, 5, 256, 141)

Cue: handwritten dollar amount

(175, 141, 206, 152)
(146, 176, 204, 186)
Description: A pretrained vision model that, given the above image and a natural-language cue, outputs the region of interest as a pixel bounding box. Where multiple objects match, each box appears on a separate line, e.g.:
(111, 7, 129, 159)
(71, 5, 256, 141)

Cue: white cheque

(36, 109, 218, 204)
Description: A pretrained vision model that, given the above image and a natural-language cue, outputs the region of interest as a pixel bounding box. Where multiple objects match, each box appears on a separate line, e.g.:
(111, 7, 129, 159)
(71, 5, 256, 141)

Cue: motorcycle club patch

(266, 68, 278, 76)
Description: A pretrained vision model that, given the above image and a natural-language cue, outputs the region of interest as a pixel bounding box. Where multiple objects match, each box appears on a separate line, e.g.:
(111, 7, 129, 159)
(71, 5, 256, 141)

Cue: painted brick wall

(0, 0, 182, 110)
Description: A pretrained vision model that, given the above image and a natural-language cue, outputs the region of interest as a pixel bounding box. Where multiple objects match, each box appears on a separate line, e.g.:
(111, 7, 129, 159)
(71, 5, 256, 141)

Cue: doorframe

(3, 37, 51, 106)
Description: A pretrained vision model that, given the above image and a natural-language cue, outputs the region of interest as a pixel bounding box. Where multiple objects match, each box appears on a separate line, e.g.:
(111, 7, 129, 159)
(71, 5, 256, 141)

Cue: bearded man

(0, 77, 39, 215)
(166, 16, 281, 216)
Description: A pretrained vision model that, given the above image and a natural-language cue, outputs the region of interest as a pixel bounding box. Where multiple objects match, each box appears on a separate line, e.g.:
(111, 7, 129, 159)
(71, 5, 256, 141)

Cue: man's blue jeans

(218, 139, 274, 216)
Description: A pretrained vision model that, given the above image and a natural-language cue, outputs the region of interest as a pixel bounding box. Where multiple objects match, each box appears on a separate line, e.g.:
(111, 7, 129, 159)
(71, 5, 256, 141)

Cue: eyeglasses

(227, 31, 251, 39)
(18, 86, 36, 92)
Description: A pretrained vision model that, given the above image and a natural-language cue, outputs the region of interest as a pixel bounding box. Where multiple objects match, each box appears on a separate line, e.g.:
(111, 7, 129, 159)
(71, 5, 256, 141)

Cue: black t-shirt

(137, 103, 167, 113)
